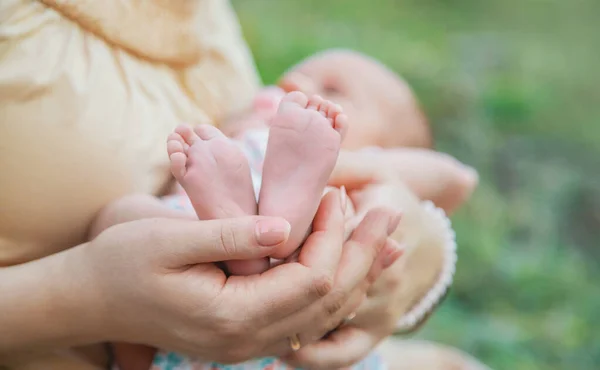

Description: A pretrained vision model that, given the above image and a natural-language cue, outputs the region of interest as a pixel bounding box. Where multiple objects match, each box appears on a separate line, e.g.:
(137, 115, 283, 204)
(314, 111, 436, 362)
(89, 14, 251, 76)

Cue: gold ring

(289, 334, 301, 351)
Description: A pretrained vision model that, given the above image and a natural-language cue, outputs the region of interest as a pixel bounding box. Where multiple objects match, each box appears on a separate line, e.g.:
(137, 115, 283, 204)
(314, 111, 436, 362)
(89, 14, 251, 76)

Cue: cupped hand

(283, 183, 413, 369)
(285, 149, 472, 369)
(76, 189, 400, 364)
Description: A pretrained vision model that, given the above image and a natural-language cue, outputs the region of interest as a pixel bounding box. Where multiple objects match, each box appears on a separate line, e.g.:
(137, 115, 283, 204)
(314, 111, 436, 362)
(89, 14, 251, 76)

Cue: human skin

(168, 92, 350, 275)
(283, 152, 478, 369)
(330, 149, 478, 216)
(0, 190, 399, 365)
(278, 50, 432, 150)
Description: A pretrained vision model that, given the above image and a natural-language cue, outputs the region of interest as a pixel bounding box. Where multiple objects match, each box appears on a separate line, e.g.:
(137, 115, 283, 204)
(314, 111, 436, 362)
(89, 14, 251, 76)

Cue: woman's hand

(0, 189, 401, 364)
(283, 150, 474, 369)
(282, 184, 411, 369)
(87, 189, 401, 363)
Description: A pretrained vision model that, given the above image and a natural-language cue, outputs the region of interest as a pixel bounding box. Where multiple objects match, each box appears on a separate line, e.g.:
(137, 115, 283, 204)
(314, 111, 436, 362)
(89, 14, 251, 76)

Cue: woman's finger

(366, 238, 405, 284)
(255, 289, 369, 361)
(320, 287, 367, 339)
(235, 191, 346, 346)
(297, 189, 345, 278)
(229, 262, 331, 328)
(251, 190, 353, 353)
(263, 207, 396, 350)
(254, 189, 346, 322)
(334, 208, 400, 292)
(296, 237, 404, 343)
(152, 217, 290, 268)
(283, 326, 377, 369)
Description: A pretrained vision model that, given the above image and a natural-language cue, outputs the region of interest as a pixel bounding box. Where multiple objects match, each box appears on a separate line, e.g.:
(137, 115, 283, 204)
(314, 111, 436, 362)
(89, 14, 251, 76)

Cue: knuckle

(213, 312, 246, 340)
(365, 266, 381, 285)
(322, 317, 343, 336)
(356, 236, 382, 258)
(218, 223, 238, 258)
(216, 320, 239, 340)
(322, 289, 347, 316)
(310, 273, 334, 299)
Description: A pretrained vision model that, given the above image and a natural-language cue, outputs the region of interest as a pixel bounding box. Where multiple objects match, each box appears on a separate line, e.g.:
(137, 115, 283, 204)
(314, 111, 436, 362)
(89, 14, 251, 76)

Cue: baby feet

(259, 92, 348, 259)
(167, 124, 269, 275)
(167, 91, 347, 272)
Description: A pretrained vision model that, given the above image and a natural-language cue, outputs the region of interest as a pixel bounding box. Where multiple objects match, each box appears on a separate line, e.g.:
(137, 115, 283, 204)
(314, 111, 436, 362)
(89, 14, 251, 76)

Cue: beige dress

(0, 0, 260, 267)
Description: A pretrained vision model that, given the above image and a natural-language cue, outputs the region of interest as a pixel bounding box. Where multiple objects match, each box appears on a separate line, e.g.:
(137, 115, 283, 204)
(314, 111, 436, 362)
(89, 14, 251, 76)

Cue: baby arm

(88, 192, 195, 240)
(331, 148, 478, 215)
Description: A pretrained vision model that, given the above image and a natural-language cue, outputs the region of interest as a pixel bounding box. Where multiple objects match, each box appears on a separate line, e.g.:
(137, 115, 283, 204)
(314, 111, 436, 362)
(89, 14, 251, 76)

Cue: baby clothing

(150, 352, 386, 370)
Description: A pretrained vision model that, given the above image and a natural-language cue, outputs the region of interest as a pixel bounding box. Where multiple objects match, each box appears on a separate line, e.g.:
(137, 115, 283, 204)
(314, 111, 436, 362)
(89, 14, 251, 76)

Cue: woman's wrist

(0, 243, 108, 357)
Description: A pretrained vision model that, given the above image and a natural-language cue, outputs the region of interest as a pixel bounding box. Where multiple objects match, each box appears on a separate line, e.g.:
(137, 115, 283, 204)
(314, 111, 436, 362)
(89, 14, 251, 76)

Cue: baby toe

(167, 137, 185, 157)
(306, 95, 324, 111)
(326, 103, 343, 119)
(333, 113, 349, 139)
(174, 124, 199, 146)
(280, 91, 309, 108)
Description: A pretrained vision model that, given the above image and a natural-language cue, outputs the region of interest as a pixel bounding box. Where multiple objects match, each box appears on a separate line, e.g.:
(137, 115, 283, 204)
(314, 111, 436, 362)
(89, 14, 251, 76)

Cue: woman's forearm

(0, 245, 105, 359)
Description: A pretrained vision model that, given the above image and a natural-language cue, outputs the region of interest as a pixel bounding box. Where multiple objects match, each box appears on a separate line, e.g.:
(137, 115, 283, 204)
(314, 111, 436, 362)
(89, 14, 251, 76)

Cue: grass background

(232, 1, 600, 369)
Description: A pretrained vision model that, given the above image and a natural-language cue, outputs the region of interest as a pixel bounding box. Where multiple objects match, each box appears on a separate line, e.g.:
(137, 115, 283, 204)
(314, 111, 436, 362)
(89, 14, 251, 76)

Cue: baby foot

(167, 124, 268, 275)
(168, 124, 257, 219)
(259, 92, 348, 259)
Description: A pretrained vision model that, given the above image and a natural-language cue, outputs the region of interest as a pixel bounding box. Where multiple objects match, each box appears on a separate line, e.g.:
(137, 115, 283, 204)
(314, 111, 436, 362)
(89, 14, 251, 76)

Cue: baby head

(278, 50, 432, 150)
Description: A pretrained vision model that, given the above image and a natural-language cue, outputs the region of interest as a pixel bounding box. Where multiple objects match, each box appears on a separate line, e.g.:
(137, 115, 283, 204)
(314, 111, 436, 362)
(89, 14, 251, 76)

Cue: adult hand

(283, 183, 413, 369)
(77, 189, 399, 363)
(284, 150, 469, 369)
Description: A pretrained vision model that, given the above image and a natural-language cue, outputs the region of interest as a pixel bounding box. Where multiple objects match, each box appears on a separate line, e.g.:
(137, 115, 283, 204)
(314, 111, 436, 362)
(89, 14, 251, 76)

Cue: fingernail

(255, 219, 290, 246)
(340, 186, 348, 212)
(383, 240, 405, 268)
(387, 211, 402, 235)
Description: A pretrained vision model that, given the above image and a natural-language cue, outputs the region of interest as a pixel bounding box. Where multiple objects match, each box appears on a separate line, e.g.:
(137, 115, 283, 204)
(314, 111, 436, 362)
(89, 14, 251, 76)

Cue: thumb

(149, 217, 290, 267)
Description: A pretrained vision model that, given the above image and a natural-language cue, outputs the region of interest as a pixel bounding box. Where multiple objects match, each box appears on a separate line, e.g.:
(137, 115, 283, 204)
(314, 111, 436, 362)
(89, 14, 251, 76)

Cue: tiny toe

(281, 91, 309, 108)
(167, 132, 184, 144)
(326, 103, 343, 119)
(318, 100, 332, 116)
(307, 95, 324, 111)
(194, 124, 225, 140)
(169, 152, 187, 179)
(167, 138, 185, 157)
(333, 113, 349, 139)
(174, 125, 199, 146)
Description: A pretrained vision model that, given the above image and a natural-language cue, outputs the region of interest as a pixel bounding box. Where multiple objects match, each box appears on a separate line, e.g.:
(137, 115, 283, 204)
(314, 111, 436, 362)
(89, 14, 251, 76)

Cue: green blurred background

(232, 1, 600, 369)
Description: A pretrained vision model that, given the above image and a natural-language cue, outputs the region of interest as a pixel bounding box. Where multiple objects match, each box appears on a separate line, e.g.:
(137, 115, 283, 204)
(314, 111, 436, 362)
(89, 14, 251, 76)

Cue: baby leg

(259, 92, 348, 259)
(168, 124, 269, 275)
